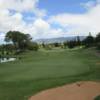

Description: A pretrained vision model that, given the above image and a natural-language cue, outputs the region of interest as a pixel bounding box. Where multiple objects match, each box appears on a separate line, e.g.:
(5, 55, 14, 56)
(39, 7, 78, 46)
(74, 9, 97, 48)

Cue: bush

(67, 41, 76, 49)
(82, 35, 94, 48)
(54, 43, 60, 47)
(45, 45, 52, 50)
(15, 50, 24, 55)
(95, 33, 100, 43)
(27, 42, 39, 51)
(96, 43, 100, 50)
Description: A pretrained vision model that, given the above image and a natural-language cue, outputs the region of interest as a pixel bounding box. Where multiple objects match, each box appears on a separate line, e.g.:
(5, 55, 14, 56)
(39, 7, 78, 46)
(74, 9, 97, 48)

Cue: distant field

(0, 48, 100, 100)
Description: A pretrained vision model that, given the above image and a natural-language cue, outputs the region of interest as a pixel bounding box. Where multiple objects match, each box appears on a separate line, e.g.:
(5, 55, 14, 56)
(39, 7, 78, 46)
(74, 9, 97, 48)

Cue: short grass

(0, 48, 100, 100)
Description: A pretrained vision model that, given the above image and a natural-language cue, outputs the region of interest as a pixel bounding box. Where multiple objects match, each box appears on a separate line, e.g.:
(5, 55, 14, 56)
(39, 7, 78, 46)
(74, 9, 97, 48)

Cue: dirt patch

(29, 81, 100, 100)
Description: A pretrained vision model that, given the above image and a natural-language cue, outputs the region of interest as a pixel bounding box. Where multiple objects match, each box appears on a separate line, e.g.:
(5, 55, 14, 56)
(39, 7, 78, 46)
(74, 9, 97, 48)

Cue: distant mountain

(34, 36, 86, 44)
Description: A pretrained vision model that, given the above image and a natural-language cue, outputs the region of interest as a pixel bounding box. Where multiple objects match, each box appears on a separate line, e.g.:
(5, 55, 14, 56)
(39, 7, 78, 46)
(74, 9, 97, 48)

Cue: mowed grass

(0, 48, 100, 100)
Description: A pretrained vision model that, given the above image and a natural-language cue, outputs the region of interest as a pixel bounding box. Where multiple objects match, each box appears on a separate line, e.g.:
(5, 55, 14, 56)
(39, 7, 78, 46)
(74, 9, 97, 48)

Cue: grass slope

(0, 48, 100, 100)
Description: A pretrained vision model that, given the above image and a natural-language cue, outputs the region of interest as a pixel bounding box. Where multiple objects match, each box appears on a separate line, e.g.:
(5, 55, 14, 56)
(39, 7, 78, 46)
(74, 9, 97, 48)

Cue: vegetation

(0, 30, 100, 100)
(1, 31, 100, 55)
(95, 33, 100, 50)
(0, 48, 100, 100)
(0, 31, 39, 57)
(5, 31, 32, 51)
(82, 33, 94, 47)
(27, 42, 39, 51)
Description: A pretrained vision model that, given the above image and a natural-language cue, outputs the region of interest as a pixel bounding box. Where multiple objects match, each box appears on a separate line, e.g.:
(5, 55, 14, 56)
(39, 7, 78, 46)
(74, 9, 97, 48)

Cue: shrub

(96, 43, 100, 50)
(95, 33, 100, 43)
(15, 50, 24, 55)
(27, 42, 39, 51)
(82, 35, 94, 48)
(54, 43, 60, 47)
(45, 45, 52, 50)
(67, 41, 76, 49)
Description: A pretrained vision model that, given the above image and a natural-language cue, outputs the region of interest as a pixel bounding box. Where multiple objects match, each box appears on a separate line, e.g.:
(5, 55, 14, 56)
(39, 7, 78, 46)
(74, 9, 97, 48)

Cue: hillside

(34, 36, 86, 44)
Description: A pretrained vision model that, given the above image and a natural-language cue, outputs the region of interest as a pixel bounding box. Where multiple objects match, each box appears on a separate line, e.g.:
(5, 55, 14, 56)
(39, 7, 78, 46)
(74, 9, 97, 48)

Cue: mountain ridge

(34, 36, 86, 44)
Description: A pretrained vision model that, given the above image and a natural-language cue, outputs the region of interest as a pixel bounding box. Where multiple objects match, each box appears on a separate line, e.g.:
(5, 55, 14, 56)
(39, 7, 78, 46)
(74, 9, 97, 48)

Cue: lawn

(0, 48, 100, 100)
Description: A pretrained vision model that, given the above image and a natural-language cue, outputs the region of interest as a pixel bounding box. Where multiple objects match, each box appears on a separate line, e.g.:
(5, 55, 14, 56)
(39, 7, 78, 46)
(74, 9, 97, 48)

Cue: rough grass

(0, 48, 100, 100)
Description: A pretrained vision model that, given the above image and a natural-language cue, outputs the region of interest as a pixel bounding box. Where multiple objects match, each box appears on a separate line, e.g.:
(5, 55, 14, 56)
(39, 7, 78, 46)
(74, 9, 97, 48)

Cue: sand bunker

(29, 81, 100, 100)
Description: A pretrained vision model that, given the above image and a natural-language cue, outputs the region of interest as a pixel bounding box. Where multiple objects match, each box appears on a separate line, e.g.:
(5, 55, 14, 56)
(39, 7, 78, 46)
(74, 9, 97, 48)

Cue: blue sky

(39, 0, 89, 14)
(0, 0, 100, 44)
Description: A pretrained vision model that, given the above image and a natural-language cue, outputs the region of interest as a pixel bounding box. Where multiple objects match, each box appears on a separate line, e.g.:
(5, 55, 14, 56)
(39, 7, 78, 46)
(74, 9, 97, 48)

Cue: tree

(76, 36, 81, 46)
(54, 43, 60, 47)
(42, 43, 45, 48)
(67, 40, 77, 49)
(0, 45, 5, 55)
(5, 44, 15, 54)
(82, 33, 94, 47)
(63, 41, 67, 49)
(95, 32, 100, 43)
(5, 31, 32, 51)
(95, 33, 100, 50)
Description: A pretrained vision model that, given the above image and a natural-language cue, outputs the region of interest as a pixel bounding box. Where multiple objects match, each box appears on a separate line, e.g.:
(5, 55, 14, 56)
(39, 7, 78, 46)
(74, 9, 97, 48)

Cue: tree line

(39, 32, 100, 50)
(0, 31, 100, 56)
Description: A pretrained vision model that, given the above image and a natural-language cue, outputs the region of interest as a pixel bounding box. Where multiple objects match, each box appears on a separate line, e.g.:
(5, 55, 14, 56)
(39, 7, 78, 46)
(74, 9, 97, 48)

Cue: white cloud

(81, 0, 96, 9)
(1, 0, 100, 44)
(30, 19, 65, 39)
(0, 0, 47, 43)
(0, 0, 38, 12)
(34, 19, 50, 31)
(0, 0, 46, 17)
(49, 1, 100, 36)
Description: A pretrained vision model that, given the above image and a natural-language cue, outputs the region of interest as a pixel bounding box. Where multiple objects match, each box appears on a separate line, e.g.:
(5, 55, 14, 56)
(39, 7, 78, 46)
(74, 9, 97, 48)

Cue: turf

(0, 48, 100, 100)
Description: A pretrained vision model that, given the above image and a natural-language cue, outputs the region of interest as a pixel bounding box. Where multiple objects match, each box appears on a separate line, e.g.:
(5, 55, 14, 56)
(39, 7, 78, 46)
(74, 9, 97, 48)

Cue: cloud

(1, 0, 100, 44)
(49, 0, 100, 36)
(0, 0, 47, 43)
(0, 0, 38, 12)
(81, 0, 96, 9)
(29, 19, 65, 39)
(0, 0, 64, 41)
(0, 0, 46, 17)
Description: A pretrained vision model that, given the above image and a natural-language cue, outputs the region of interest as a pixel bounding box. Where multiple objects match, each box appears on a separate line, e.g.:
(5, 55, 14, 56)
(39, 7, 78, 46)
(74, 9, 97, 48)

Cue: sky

(0, 0, 100, 43)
